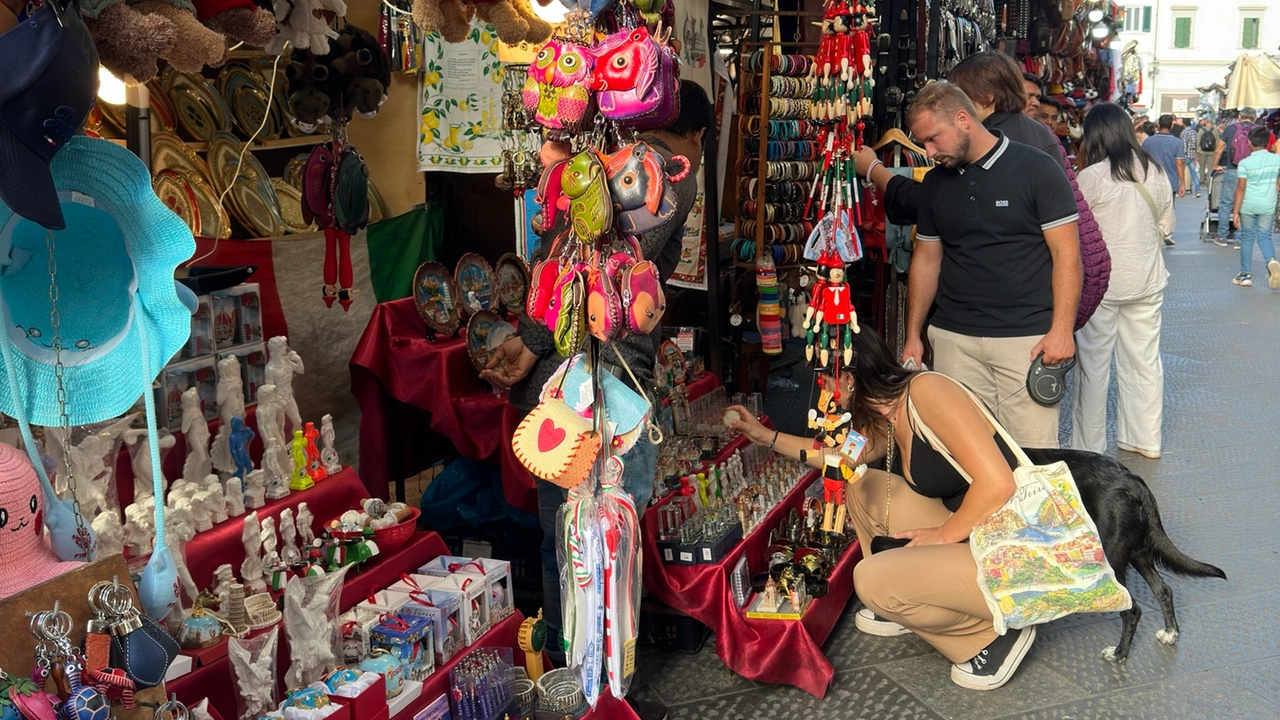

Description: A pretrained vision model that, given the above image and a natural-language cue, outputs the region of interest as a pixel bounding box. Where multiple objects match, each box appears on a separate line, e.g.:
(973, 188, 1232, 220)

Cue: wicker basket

(373, 508, 421, 550)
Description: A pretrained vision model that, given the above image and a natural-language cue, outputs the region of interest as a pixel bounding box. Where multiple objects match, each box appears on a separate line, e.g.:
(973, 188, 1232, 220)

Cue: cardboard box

(163, 653, 193, 682)
(181, 294, 215, 359)
(476, 558, 513, 623)
(179, 636, 228, 667)
(371, 614, 434, 682)
(695, 523, 744, 565)
(160, 356, 217, 431)
(356, 589, 410, 616)
(436, 574, 489, 645)
(219, 341, 268, 405)
(387, 680, 424, 719)
(399, 590, 460, 666)
(417, 556, 481, 578)
(211, 283, 263, 346)
(387, 573, 447, 596)
(413, 693, 450, 720)
(338, 606, 383, 664)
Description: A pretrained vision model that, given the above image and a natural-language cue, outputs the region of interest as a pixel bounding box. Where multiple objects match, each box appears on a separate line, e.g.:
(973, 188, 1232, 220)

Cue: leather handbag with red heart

(512, 396, 602, 489)
(589, 25, 681, 130)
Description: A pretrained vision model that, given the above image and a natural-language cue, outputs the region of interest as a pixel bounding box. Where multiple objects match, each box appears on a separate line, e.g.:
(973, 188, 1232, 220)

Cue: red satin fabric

(641, 469, 863, 698)
(350, 297, 721, 512)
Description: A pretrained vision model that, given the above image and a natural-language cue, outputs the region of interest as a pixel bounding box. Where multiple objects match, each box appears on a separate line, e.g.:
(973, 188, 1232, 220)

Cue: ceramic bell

(358, 648, 405, 699)
(177, 606, 223, 649)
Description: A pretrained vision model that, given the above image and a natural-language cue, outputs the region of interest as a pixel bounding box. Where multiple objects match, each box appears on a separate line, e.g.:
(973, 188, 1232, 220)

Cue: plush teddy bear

(80, 0, 179, 83)
(267, 0, 348, 54)
(330, 24, 392, 118)
(193, 0, 275, 47)
(134, 0, 229, 73)
(413, 0, 473, 44)
(472, 0, 550, 46)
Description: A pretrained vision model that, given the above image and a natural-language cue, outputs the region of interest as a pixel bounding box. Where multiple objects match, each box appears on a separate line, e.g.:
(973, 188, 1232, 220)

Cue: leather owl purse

(512, 395, 601, 489)
(590, 25, 680, 130)
(602, 142, 691, 234)
(550, 267, 589, 356)
(522, 37, 598, 134)
(560, 150, 613, 243)
(586, 256, 625, 342)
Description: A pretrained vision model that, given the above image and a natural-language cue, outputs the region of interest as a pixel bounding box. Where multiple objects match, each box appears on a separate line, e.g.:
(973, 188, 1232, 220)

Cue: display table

(350, 297, 719, 510)
(641, 469, 863, 699)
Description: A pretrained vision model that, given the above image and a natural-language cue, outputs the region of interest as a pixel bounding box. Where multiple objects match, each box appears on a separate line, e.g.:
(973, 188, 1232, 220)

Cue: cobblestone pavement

(636, 194, 1280, 718)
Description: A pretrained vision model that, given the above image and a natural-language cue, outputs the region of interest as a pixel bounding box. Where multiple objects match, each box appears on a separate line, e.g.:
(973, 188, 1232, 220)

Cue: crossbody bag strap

(903, 372, 1032, 486)
(1132, 179, 1164, 247)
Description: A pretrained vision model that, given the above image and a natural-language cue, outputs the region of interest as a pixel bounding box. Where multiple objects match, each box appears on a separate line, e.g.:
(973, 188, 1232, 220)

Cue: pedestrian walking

(1229, 125, 1280, 288)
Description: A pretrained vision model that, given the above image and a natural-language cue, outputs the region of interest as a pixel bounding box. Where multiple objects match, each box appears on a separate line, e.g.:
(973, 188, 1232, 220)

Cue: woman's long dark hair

(843, 325, 915, 439)
(1080, 103, 1158, 183)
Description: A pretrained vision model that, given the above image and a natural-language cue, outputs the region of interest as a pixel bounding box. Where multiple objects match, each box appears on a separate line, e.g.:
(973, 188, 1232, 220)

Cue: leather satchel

(512, 397, 602, 489)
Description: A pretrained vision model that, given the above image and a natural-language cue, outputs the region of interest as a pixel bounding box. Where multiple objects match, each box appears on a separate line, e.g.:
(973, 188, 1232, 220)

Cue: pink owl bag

(523, 37, 598, 134)
(590, 26, 680, 130)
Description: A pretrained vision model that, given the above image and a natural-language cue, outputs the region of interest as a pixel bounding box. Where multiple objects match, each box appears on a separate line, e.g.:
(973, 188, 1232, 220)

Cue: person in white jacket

(1071, 103, 1174, 458)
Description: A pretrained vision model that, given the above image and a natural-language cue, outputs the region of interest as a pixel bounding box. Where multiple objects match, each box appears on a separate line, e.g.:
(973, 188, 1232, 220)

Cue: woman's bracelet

(768, 430, 780, 451)
(865, 158, 884, 184)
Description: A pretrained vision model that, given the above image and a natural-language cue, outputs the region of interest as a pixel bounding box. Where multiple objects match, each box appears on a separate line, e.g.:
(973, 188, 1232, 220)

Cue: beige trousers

(928, 325, 1061, 448)
(848, 469, 997, 663)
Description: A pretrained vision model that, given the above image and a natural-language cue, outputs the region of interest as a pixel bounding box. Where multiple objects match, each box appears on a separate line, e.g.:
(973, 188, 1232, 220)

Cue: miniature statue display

(265, 336, 305, 433)
(289, 430, 313, 491)
(211, 355, 246, 476)
(188, 486, 214, 532)
(213, 563, 238, 598)
(303, 422, 325, 481)
(229, 416, 256, 482)
(241, 512, 266, 593)
(257, 384, 290, 483)
(244, 469, 267, 508)
(297, 502, 315, 547)
(262, 436, 291, 500)
(225, 476, 246, 518)
(123, 499, 155, 556)
(279, 508, 299, 564)
(320, 414, 340, 475)
(759, 577, 782, 612)
(125, 428, 175, 502)
(181, 387, 213, 484)
(92, 511, 125, 558)
(260, 515, 279, 567)
(203, 484, 229, 525)
(164, 503, 199, 604)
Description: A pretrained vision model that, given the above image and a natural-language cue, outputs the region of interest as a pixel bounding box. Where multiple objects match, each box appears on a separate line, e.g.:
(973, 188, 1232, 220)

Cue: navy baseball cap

(0, 0, 99, 230)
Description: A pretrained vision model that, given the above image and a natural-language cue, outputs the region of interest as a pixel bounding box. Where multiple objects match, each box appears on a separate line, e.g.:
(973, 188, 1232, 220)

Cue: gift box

(475, 558, 512, 623)
(399, 590, 461, 666)
(387, 573, 447, 596)
(339, 607, 383, 665)
(387, 680, 424, 719)
(181, 294, 215, 359)
(327, 672, 387, 719)
(434, 574, 490, 645)
(417, 556, 482, 578)
(160, 355, 218, 430)
(357, 589, 411, 616)
(696, 523, 744, 565)
(220, 341, 268, 405)
(212, 283, 263, 346)
(371, 613, 435, 682)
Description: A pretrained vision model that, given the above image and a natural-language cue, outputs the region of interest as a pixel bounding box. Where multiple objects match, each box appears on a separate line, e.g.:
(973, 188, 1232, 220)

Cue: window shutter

(1174, 17, 1191, 48)
(1143, 7, 1151, 33)
(1243, 18, 1259, 49)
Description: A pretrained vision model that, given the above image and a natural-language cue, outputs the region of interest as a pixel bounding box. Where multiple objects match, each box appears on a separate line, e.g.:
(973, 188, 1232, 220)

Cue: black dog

(1024, 448, 1226, 663)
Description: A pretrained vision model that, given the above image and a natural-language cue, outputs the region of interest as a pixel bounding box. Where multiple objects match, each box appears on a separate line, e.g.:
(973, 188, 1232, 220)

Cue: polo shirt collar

(956, 131, 1009, 175)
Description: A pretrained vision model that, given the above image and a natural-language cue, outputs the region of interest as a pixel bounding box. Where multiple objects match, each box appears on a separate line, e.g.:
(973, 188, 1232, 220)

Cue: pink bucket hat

(0, 441, 81, 599)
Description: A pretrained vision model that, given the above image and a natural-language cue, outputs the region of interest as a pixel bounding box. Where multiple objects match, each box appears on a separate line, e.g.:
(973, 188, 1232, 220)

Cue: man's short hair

(662, 79, 715, 142)
(1248, 125, 1271, 148)
(1141, 121, 1156, 136)
(905, 82, 978, 128)
(947, 51, 1028, 115)
(1022, 72, 1044, 92)
(1157, 114, 1174, 130)
(1240, 106, 1258, 120)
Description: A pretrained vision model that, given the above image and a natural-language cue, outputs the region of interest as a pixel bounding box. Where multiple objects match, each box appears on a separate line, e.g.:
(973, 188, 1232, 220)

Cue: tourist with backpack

(1196, 118, 1216, 193)
(1214, 107, 1260, 245)
(1181, 117, 1202, 197)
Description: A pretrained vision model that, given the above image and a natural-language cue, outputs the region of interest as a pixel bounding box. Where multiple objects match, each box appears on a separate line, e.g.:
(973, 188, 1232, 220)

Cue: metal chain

(45, 229, 86, 539)
(884, 421, 894, 531)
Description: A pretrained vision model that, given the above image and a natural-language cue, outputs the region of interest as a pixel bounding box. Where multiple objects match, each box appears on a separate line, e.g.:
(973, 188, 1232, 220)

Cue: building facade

(1116, 0, 1280, 115)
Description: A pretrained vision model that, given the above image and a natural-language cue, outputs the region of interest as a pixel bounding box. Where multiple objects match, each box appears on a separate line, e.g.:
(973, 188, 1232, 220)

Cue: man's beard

(936, 132, 971, 169)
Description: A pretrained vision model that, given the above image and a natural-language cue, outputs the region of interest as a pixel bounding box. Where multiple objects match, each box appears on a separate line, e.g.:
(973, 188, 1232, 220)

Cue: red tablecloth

(641, 469, 863, 699)
(350, 297, 720, 512)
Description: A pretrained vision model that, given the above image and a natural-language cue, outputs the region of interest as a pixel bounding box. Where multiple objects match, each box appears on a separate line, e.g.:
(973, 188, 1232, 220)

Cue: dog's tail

(1150, 518, 1227, 580)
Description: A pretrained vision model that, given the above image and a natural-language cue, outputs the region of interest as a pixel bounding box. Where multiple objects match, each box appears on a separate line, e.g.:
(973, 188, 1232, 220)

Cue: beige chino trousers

(848, 469, 997, 663)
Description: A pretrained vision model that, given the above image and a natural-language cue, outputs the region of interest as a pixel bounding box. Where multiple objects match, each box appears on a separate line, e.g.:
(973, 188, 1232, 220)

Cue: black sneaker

(950, 625, 1037, 690)
(855, 607, 911, 636)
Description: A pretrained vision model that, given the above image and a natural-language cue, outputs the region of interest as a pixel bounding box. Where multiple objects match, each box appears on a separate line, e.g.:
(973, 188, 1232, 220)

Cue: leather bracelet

(769, 430, 780, 451)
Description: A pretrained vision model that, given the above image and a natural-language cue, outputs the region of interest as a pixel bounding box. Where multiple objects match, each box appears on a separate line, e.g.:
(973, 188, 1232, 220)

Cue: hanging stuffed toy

(80, 0, 178, 83)
(802, 252, 859, 370)
(192, 0, 276, 47)
(132, 0, 230, 73)
(267, 0, 348, 54)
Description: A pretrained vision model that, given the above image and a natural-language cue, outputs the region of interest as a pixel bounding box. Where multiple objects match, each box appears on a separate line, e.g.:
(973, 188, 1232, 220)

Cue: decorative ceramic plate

(97, 99, 126, 134)
(367, 180, 387, 224)
(283, 152, 310, 190)
(147, 78, 177, 132)
(151, 131, 216, 189)
(183, 169, 231, 239)
(465, 310, 505, 372)
(271, 178, 317, 234)
(209, 132, 284, 237)
(152, 169, 200, 234)
(167, 71, 233, 142)
(251, 55, 301, 137)
(412, 261, 462, 336)
(493, 253, 530, 315)
(454, 253, 496, 319)
(218, 62, 282, 140)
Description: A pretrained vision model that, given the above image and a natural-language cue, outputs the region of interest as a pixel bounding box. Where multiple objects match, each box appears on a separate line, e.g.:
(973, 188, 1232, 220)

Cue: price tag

(840, 428, 868, 467)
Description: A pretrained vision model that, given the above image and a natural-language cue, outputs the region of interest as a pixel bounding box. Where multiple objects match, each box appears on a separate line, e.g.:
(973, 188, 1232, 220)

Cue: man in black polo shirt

(903, 82, 1081, 447)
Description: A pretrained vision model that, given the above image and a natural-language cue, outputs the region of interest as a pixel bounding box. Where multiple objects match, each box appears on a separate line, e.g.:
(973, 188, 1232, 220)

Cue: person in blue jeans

(1230, 126, 1280, 287)
(1215, 107, 1259, 245)
(1180, 120, 1201, 197)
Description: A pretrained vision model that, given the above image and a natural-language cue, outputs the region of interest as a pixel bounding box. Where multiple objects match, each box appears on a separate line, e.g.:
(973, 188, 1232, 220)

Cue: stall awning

(1224, 53, 1280, 109)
